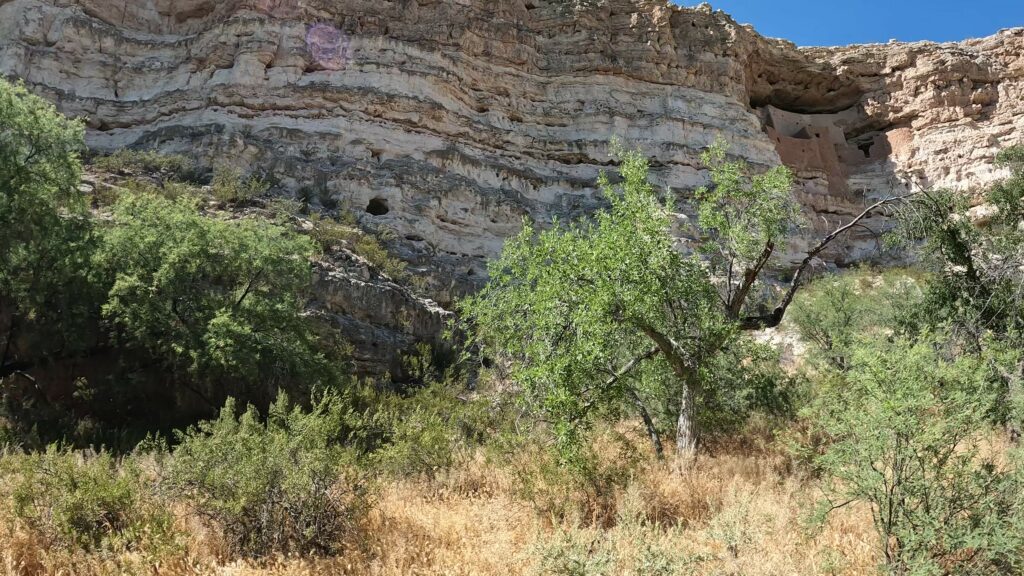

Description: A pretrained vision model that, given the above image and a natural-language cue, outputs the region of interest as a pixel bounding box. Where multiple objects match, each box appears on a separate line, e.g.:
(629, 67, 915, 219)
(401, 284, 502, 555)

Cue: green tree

(892, 145, 1024, 433)
(94, 191, 338, 410)
(789, 270, 920, 371)
(0, 79, 98, 379)
(893, 147, 1024, 344)
(806, 337, 1024, 575)
(460, 142, 896, 459)
(695, 141, 801, 321)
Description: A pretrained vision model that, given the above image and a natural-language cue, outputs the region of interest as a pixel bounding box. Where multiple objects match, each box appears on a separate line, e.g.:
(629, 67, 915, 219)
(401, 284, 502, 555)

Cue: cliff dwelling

(759, 105, 893, 195)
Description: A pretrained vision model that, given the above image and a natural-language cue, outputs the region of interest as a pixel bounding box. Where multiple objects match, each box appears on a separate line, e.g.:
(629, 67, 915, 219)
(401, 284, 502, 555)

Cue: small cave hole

(366, 197, 390, 216)
(858, 141, 875, 159)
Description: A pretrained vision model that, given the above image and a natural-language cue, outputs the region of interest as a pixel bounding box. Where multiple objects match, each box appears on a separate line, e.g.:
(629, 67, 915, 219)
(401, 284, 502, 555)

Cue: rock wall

(1, 0, 1022, 366)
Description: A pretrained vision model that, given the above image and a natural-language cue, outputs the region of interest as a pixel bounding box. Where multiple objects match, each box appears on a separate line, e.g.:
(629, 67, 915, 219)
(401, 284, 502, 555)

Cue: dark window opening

(366, 197, 389, 216)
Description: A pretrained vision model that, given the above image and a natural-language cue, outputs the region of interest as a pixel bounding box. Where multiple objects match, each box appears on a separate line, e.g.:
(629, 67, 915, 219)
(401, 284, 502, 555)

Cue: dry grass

(0, 438, 881, 576)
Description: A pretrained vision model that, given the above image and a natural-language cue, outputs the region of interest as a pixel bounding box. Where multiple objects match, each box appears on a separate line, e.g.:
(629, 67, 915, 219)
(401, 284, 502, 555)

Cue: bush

(167, 392, 367, 557)
(343, 346, 498, 477)
(307, 212, 410, 282)
(805, 337, 1024, 574)
(530, 530, 614, 576)
(0, 446, 176, 554)
(789, 270, 920, 370)
(99, 177, 197, 206)
(351, 383, 493, 478)
(528, 504, 704, 576)
(211, 164, 269, 203)
(93, 149, 198, 182)
(505, 425, 644, 527)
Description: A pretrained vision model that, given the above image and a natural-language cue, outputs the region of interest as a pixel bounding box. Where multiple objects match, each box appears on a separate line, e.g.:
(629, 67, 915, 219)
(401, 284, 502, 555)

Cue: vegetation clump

(93, 149, 198, 182)
(167, 392, 366, 557)
(1, 447, 176, 555)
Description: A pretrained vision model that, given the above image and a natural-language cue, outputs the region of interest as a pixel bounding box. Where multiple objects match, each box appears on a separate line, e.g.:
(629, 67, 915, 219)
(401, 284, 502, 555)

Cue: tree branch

(740, 193, 915, 330)
(604, 346, 660, 389)
(639, 324, 697, 382)
(625, 385, 664, 459)
(728, 240, 775, 319)
(234, 268, 265, 311)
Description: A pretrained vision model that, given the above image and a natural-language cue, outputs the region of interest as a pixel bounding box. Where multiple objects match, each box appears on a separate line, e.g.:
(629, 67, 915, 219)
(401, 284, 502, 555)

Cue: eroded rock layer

(2, 0, 1022, 370)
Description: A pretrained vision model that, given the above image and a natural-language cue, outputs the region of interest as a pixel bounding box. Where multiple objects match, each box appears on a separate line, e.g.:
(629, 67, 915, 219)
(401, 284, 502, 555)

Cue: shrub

(805, 337, 1024, 574)
(505, 425, 644, 527)
(528, 504, 705, 576)
(789, 270, 920, 370)
(344, 345, 497, 477)
(352, 383, 493, 478)
(308, 212, 410, 281)
(0, 446, 176, 554)
(167, 392, 367, 558)
(104, 178, 197, 206)
(530, 530, 614, 576)
(211, 164, 269, 203)
(93, 149, 198, 181)
(706, 484, 767, 559)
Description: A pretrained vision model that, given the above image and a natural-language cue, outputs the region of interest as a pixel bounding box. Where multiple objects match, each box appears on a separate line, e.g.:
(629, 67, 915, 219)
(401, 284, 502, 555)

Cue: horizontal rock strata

(2, 0, 1021, 372)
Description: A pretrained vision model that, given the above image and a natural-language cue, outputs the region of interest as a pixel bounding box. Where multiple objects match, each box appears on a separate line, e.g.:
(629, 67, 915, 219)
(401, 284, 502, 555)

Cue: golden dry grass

(0, 436, 882, 576)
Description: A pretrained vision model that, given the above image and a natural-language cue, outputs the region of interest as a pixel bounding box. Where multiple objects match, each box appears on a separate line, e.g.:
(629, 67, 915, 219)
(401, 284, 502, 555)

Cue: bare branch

(740, 193, 916, 330)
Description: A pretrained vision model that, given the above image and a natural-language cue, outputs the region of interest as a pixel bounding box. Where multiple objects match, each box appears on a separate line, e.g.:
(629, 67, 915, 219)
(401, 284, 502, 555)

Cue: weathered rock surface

(311, 251, 451, 379)
(1, 0, 1021, 371)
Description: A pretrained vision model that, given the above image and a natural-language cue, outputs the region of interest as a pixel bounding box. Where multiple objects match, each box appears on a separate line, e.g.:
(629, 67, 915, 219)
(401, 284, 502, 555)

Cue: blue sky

(679, 1, 1024, 46)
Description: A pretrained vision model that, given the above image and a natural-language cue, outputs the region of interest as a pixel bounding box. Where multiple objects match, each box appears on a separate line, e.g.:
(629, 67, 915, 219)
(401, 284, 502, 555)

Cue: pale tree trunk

(675, 380, 698, 461)
(637, 324, 702, 464)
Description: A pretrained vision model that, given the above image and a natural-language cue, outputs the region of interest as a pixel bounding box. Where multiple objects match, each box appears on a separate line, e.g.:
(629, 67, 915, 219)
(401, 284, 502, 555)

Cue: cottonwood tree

(460, 141, 908, 460)
(0, 79, 99, 380)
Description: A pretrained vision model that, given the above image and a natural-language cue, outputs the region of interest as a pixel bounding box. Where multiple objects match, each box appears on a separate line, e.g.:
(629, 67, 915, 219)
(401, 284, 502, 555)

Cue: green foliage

(308, 212, 410, 282)
(528, 501, 705, 576)
(706, 485, 766, 559)
(789, 270, 922, 370)
(94, 191, 337, 408)
(343, 345, 497, 477)
(351, 382, 492, 477)
(460, 147, 726, 458)
(307, 212, 411, 280)
(0, 447, 176, 554)
(805, 337, 1024, 575)
(696, 138, 800, 277)
(531, 530, 614, 576)
(102, 177, 198, 207)
(996, 145, 1024, 175)
(0, 78, 99, 372)
(167, 392, 367, 557)
(692, 338, 796, 435)
(892, 146, 1024, 348)
(460, 142, 798, 459)
(211, 164, 269, 203)
(93, 149, 198, 182)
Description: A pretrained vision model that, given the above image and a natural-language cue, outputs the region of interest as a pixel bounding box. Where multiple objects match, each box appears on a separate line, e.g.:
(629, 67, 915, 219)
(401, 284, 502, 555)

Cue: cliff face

(2, 0, 1022, 369)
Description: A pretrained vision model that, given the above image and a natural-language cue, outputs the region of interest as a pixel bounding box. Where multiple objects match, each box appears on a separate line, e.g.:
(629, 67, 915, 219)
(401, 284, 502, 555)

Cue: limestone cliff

(1, 0, 1021, 371)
